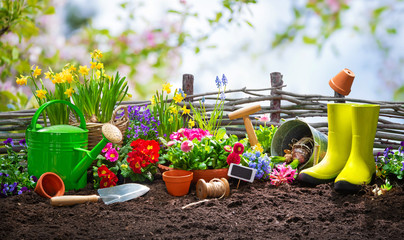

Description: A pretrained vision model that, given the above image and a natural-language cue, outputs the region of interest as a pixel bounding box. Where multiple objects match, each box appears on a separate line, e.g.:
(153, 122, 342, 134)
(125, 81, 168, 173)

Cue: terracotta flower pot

(191, 168, 229, 185)
(34, 172, 65, 199)
(329, 68, 355, 96)
(162, 170, 193, 197)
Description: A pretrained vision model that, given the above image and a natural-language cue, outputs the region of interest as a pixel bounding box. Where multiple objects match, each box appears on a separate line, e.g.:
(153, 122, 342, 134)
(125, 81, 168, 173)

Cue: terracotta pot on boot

(298, 103, 353, 185)
(334, 104, 380, 192)
(329, 68, 355, 96)
(34, 172, 65, 198)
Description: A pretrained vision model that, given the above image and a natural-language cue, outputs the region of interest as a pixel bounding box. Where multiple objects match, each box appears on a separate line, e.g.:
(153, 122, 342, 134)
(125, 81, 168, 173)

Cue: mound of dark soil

(1, 174, 404, 240)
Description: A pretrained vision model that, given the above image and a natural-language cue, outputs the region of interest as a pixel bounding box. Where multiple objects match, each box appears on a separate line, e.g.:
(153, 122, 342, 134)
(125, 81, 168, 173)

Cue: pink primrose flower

(257, 114, 270, 123)
(167, 141, 176, 147)
(181, 140, 194, 152)
(102, 142, 113, 153)
(105, 148, 119, 162)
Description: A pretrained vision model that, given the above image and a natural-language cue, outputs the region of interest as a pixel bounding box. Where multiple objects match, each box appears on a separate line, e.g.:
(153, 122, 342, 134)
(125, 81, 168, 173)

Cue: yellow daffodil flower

(168, 116, 174, 124)
(44, 71, 52, 79)
(32, 65, 42, 78)
(64, 87, 75, 98)
(96, 63, 104, 70)
(91, 49, 103, 59)
(173, 93, 185, 103)
(188, 119, 195, 128)
(62, 69, 73, 83)
(69, 65, 77, 72)
(181, 104, 190, 115)
(162, 83, 173, 94)
(252, 143, 264, 153)
(169, 106, 178, 114)
(127, 93, 132, 98)
(79, 65, 90, 76)
(96, 70, 101, 79)
(53, 72, 65, 84)
(90, 61, 97, 69)
(15, 75, 28, 85)
(106, 75, 112, 81)
(36, 89, 47, 99)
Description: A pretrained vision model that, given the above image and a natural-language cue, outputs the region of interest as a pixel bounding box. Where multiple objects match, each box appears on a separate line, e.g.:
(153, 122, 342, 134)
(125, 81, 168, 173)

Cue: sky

(91, 0, 401, 102)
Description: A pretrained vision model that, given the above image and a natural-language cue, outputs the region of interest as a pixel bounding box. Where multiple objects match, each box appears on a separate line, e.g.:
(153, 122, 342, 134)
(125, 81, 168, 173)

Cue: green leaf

(386, 28, 397, 34)
(44, 6, 55, 15)
(302, 36, 317, 45)
(215, 12, 222, 22)
(373, 6, 389, 18)
(393, 86, 404, 101)
(11, 47, 19, 60)
(244, 20, 254, 28)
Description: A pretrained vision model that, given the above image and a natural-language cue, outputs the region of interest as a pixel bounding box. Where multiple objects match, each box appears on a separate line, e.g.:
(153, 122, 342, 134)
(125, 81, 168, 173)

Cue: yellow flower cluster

(252, 143, 264, 153)
(91, 49, 103, 59)
(51, 68, 74, 84)
(173, 93, 186, 103)
(16, 75, 28, 85)
(36, 89, 47, 99)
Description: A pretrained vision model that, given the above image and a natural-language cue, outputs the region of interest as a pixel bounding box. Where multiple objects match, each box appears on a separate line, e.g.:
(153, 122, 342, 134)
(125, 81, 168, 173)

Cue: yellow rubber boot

(334, 104, 380, 192)
(298, 103, 353, 185)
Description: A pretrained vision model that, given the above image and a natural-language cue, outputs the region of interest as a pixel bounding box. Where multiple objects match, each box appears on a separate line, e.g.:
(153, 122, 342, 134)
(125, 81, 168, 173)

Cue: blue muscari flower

(255, 151, 261, 158)
(201, 96, 205, 103)
(215, 76, 221, 89)
(222, 74, 228, 86)
(178, 88, 185, 97)
(220, 92, 226, 100)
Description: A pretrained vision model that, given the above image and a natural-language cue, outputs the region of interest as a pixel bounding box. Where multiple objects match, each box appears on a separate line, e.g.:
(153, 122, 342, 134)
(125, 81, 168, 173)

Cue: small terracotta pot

(191, 168, 229, 185)
(34, 172, 65, 199)
(329, 68, 355, 96)
(162, 170, 193, 197)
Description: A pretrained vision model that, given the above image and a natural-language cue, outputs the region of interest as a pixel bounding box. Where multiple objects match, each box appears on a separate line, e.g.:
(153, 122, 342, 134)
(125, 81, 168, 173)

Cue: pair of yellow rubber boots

(298, 103, 380, 192)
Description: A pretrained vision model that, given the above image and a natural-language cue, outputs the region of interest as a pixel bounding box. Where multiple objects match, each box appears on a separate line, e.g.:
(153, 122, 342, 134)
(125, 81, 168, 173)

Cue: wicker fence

(1, 72, 403, 154)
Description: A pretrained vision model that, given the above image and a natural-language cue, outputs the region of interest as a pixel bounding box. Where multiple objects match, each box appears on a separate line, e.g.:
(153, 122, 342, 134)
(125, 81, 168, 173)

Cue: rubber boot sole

(334, 174, 376, 193)
(298, 173, 335, 186)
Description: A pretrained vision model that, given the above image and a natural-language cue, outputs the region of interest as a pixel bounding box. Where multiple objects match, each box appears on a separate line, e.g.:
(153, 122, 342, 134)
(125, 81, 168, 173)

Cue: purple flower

(215, 76, 221, 88)
(19, 139, 26, 147)
(222, 74, 228, 86)
(3, 138, 14, 146)
(30, 175, 38, 182)
(401, 161, 404, 172)
(105, 148, 119, 162)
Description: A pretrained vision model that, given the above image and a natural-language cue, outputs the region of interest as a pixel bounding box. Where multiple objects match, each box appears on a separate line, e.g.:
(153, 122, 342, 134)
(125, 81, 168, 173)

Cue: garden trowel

(50, 183, 150, 206)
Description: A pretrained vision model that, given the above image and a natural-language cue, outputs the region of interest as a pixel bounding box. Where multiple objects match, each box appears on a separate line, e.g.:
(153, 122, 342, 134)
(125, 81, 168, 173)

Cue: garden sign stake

(228, 104, 262, 146)
(26, 100, 123, 191)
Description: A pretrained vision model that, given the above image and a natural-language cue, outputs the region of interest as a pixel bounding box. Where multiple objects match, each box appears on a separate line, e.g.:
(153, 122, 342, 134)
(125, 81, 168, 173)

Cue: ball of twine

(196, 178, 230, 200)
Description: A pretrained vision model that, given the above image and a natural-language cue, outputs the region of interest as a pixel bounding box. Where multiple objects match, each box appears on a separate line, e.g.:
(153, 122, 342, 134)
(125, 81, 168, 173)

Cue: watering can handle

(30, 100, 86, 131)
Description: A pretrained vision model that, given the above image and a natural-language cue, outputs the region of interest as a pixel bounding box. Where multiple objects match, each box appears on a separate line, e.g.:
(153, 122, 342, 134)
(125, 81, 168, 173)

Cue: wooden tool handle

(228, 104, 261, 120)
(50, 195, 100, 206)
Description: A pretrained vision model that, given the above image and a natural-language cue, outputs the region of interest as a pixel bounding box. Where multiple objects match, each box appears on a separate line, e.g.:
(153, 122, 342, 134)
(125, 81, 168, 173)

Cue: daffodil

(32, 65, 42, 78)
(64, 87, 75, 98)
(62, 69, 73, 83)
(181, 104, 190, 115)
(79, 65, 90, 76)
(169, 106, 178, 114)
(15, 75, 28, 85)
(53, 72, 65, 84)
(96, 70, 102, 79)
(69, 65, 77, 72)
(253, 143, 264, 153)
(44, 71, 52, 80)
(91, 49, 103, 59)
(36, 89, 47, 99)
(188, 119, 195, 128)
(90, 61, 97, 69)
(162, 83, 173, 94)
(96, 63, 104, 70)
(150, 96, 156, 105)
(168, 115, 174, 123)
(173, 93, 185, 103)
(127, 93, 132, 98)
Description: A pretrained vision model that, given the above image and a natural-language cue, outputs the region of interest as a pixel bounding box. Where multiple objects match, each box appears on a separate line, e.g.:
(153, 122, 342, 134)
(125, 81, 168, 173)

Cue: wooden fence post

(182, 74, 194, 126)
(270, 72, 283, 123)
(182, 74, 194, 102)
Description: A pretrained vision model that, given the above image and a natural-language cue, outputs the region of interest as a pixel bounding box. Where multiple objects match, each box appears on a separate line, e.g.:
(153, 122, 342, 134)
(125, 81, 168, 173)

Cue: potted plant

(161, 127, 239, 184)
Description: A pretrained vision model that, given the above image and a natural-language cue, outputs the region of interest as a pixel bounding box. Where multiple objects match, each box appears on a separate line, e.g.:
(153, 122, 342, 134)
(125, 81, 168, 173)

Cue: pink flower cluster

(226, 142, 245, 165)
(269, 163, 297, 187)
(169, 128, 212, 141)
(102, 143, 119, 162)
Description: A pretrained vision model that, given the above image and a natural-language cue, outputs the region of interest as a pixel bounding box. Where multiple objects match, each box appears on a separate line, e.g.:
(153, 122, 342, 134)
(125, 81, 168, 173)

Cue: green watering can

(27, 100, 123, 191)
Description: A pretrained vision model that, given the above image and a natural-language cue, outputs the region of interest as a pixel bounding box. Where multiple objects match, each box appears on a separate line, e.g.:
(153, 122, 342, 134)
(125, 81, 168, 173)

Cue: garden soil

(1, 174, 404, 240)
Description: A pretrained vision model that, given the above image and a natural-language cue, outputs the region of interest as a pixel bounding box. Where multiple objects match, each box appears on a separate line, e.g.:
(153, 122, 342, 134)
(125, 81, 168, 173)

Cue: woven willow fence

(1, 72, 403, 154)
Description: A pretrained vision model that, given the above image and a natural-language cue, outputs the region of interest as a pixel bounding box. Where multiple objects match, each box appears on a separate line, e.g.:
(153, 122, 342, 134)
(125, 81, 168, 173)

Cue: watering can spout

(71, 123, 123, 184)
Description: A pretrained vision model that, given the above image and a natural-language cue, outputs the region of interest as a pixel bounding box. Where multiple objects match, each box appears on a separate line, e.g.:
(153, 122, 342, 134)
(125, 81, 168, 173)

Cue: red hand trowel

(50, 183, 150, 206)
